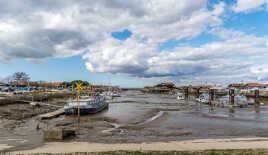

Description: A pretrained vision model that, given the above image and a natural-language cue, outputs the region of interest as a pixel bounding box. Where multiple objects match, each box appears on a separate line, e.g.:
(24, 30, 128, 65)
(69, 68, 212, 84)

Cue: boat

(100, 91, 113, 100)
(197, 93, 209, 104)
(210, 84, 227, 95)
(64, 95, 108, 115)
(218, 94, 250, 105)
(176, 92, 185, 100)
(234, 95, 248, 105)
(111, 91, 121, 97)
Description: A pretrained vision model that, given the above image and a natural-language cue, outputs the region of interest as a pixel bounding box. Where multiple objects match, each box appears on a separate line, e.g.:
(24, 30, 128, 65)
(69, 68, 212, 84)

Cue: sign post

(75, 83, 83, 118)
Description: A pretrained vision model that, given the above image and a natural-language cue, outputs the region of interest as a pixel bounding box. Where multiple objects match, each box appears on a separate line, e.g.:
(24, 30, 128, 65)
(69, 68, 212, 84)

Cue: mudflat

(2, 91, 268, 152)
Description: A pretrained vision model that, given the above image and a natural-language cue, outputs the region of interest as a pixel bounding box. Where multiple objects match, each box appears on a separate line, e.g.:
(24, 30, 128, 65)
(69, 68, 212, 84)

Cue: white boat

(218, 95, 252, 105)
(64, 95, 108, 115)
(100, 91, 120, 99)
(100, 91, 113, 100)
(176, 92, 185, 100)
(197, 93, 209, 104)
(111, 91, 121, 97)
(234, 95, 248, 105)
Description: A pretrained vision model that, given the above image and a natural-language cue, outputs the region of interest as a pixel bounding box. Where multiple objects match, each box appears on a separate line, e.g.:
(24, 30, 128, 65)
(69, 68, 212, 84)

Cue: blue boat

(64, 95, 108, 115)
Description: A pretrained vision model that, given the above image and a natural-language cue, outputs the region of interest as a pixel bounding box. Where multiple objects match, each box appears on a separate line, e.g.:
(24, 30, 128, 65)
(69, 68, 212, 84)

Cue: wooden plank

(39, 108, 65, 119)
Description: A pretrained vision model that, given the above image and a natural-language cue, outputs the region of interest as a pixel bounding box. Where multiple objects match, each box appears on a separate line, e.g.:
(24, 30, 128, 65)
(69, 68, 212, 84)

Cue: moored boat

(197, 93, 209, 104)
(176, 92, 185, 100)
(64, 95, 108, 115)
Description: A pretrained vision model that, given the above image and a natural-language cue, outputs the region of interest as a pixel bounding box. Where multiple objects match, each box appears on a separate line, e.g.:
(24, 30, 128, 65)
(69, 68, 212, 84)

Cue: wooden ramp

(39, 108, 65, 120)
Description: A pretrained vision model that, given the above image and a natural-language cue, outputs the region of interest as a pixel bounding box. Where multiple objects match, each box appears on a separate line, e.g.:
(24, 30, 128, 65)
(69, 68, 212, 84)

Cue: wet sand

(2, 90, 268, 152)
(14, 137, 268, 154)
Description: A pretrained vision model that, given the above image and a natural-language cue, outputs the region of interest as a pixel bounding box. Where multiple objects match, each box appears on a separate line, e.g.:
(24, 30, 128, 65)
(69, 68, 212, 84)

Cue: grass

(4, 150, 268, 155)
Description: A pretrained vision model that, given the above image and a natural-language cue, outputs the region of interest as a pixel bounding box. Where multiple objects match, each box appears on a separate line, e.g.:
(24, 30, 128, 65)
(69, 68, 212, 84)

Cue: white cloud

(83, 27, 268, 84)
(233, 0, 268, 12)
(83, 37, 156, 76)
(0, 0, 225, 63)
(2, 0, 268, 84)
(266, 40, 268, 48)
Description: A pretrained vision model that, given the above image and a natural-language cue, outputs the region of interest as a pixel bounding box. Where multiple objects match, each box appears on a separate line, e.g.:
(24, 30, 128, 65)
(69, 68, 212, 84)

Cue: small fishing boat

(234, 95, 248, 105)
(176, 92, 185, 100)
(111, 91, 121, 97)
(64, 95, 108, 115)
(197, 93, 209, 104)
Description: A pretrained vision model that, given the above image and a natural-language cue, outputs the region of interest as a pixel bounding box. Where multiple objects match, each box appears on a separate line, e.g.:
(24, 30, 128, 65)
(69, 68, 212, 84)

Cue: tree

(61, 80, 90, 87)
(12, 72, 30, 86)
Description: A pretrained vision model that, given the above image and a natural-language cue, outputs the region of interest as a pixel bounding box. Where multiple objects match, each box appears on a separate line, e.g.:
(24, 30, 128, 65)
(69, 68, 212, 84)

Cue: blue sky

(0, 0, 268, 87)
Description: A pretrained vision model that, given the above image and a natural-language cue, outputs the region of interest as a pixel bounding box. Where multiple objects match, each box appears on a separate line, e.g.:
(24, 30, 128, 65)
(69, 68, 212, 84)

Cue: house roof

(247, 83, 259, 87)
(190, 85, 212, 89)
(231, 83, 244, 87)
(92, 85, 105, 88)
(161, 82, 175, 86)
(190, 86, 202, 89)
(261, 84, 268, 87)
(18, 82, 27, 86)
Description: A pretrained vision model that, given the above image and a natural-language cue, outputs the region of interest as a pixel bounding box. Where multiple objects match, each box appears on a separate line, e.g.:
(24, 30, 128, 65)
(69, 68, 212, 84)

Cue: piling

(254, 89, 260, 114)
(209, 89, 215, 111)
(228, 89, 235, 114)
(209, 89, 215, 101)
(229, 89, 235, 105)
(196, 88, 200, 98)
(184, 87, 189, 100)
(254, 89, 260, 105)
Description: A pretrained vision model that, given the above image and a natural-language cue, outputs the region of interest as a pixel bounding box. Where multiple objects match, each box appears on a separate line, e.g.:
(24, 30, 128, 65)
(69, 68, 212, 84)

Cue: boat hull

(65, 102, 109, 115)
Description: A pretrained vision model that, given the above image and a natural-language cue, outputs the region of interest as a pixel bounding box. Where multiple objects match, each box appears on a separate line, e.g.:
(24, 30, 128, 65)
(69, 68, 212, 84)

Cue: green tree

(61, 80, 90, 87)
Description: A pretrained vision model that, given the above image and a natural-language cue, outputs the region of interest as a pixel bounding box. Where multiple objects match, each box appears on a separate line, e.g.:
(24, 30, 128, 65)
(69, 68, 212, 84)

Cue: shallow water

(2, 90, 268, 151)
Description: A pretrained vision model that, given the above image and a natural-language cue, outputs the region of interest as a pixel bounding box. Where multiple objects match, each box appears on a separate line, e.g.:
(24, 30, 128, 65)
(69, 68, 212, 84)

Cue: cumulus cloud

(83, 27, 268, 84)
(0, 0, 224, 63)
(250, 64, 268, 81)
(232, 0, 268, 12)
(1, 0, 268, 84)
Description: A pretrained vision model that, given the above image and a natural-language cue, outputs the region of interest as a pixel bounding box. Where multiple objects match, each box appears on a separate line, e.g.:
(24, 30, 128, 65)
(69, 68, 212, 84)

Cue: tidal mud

(2, 90, 268, 152)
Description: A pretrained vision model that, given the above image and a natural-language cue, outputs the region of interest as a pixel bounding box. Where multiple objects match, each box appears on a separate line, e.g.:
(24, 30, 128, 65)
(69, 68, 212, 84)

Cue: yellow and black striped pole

(75, 83, 83, 118)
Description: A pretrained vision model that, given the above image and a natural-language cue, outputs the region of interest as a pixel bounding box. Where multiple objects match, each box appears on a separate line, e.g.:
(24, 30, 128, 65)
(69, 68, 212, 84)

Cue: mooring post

(209, 89, 214, 111)
(254, 89, 260, 114)
(228, 89, 235, 115)
(196, 88, 200, 98)
(209, 89, 215, 101)
(229, 89, 235, 105)
(254, 89, 260, 104)
(184, 87, 189, 100)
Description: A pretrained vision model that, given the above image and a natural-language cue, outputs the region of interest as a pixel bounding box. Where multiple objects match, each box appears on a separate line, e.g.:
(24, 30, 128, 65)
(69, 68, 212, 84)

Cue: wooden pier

(15, 100, 62, 108)
(39, 108, 65, 120)
(14, 99, 65, 119)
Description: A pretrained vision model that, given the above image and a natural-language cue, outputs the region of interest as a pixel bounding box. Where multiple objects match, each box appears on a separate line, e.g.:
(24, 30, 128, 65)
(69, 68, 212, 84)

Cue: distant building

(228, 83, 245, 89)
(245, 83, 267, 89)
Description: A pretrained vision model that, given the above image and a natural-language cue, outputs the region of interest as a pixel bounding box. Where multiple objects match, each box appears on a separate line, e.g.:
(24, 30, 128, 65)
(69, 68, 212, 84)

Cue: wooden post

(229, 89, 235, 105)
(209, 89, 214, 101)
(196, 88, 200, 98)
(254, 89, 260, 114)
(209, 89, 215, 111)
(184, 87, 188, 100)
(255, 89, 260, 104)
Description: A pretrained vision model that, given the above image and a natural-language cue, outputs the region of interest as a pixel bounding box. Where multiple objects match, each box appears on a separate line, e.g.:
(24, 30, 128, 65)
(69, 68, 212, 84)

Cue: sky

(0, 0, 268, 88)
